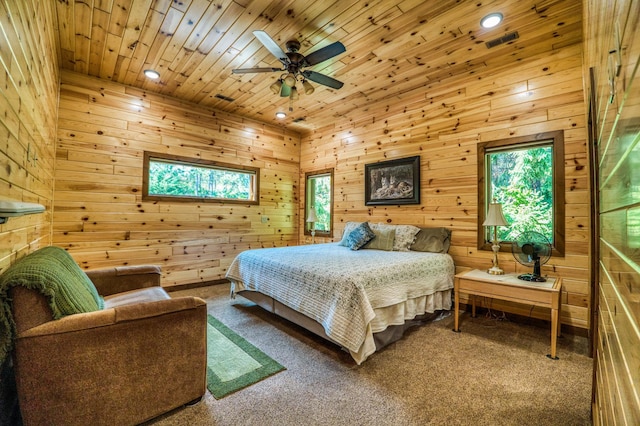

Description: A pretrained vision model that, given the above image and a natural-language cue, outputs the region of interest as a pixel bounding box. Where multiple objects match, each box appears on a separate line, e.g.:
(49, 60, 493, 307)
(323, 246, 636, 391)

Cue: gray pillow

(344, 222, 376, 250)
(410, 227, 451, 253)
(363, 227, 396, 251)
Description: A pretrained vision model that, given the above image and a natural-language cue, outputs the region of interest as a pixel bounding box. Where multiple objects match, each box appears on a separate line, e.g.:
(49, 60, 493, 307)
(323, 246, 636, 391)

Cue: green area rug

(206, 315, 285, 399)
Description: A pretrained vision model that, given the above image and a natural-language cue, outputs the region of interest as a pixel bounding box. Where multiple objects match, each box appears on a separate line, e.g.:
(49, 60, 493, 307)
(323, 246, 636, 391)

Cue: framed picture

(365, 156, 420, 205)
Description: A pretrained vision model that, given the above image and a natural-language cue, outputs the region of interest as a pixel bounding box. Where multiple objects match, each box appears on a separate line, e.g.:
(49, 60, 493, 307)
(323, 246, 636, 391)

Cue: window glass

(305, 169, 333, 237)
(478, 131, 564, 255)
(487, 144, 554, 243)
(143, 152, 259, 204)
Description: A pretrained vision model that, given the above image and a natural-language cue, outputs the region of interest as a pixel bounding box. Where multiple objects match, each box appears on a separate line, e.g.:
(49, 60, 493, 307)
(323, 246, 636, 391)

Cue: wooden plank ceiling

(53, 0, 582, 133)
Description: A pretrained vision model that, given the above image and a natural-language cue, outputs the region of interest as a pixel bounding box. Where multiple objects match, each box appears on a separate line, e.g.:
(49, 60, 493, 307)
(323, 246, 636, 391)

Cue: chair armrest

(18, 296, 205, 337)
(13, 296, 207, 426)
(85, 265, 162, 296)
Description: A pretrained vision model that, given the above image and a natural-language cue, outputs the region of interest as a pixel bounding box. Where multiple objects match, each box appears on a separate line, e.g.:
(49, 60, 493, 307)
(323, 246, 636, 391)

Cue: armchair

(3, 247, 207, 426)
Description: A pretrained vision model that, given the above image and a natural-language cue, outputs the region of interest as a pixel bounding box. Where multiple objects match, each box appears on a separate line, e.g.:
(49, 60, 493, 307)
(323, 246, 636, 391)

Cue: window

(477, 131, 564, 256)
(305, 169, 333, 237)
(143, 152, 259, 204)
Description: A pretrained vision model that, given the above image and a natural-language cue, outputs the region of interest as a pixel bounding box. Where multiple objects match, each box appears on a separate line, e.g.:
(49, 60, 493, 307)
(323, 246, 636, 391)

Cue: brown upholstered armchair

(9, 264, 207, 425)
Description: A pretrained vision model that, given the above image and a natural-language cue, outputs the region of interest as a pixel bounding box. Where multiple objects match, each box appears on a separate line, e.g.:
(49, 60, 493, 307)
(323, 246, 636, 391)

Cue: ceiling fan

(232, 30, 346, 103)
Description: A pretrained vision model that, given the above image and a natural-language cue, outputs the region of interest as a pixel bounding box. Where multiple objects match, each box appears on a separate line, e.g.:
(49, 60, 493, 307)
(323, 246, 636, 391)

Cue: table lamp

(306, 208, 317, 244)
(483, 201, 509, 275)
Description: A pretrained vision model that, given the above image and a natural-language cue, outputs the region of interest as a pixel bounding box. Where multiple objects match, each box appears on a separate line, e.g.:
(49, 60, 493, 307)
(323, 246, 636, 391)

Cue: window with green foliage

(305, 169, 333, 237)
(143, 152, 259, 204)
(478, 131, 564, 256)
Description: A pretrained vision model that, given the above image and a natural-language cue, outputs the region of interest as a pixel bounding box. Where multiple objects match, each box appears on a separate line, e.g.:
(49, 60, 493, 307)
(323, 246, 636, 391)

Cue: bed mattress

(226, 243, 454, 364)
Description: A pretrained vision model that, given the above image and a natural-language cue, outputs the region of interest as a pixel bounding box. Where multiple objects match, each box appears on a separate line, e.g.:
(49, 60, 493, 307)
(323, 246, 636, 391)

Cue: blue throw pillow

(338, 222, 362, 246)
(345, 222, 376, 250)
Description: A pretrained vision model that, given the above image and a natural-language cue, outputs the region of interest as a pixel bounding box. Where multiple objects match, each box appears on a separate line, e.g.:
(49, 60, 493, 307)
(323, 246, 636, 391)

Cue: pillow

(410, 227, 452, 253)
(338, 222, 363, 246)
(363, 226, 396, 251)
(344, 222, 376, 250)
(374, 223, 421, 251)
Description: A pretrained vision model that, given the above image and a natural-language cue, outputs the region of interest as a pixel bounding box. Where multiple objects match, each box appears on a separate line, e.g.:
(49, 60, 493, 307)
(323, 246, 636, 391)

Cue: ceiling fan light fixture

(270, 80, 282, 94)
(284, 73, 297, 87)
(144, 69, 160, 79)
(302, 80, 315, 95)
(280, 83, 292, 97)
(289, 86, 299, 100)
(231, 31, 346, 99)
(480, 13, 503, 29)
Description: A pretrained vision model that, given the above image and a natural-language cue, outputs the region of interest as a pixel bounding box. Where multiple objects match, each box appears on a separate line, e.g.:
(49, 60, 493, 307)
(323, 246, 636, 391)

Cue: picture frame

(365, 155, 420, 205)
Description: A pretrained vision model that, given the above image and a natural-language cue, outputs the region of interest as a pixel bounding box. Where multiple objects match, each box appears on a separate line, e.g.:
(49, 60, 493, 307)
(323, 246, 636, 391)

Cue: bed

(226, 223, 455, 364)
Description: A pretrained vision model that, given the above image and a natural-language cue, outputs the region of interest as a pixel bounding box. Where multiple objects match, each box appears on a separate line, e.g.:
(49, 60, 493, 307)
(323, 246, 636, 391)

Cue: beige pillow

(374, 223, 421, 251)
(363, 226, 396, 251)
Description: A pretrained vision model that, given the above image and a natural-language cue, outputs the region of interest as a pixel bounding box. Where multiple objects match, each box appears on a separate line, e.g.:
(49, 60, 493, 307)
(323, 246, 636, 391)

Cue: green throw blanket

(0, 246, 104, 364)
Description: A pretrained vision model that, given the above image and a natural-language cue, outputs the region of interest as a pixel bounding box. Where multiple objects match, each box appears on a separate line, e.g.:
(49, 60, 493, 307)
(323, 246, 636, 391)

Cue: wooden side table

(453, 269, 562, 359)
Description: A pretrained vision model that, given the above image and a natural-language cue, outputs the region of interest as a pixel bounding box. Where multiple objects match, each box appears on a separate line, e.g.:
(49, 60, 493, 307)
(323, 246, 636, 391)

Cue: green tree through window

(305, 169, 333, 237)
(143, 152, 259, 204)
(477, 131, 565, 256)
(488, 146, 553, 242)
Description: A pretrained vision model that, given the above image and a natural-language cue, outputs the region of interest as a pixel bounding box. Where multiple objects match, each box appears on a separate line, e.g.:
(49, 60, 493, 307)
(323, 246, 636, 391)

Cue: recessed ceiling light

(481, 13, 503, 29)
(275, 112, 286, 119)
(144, 69, 160, 79)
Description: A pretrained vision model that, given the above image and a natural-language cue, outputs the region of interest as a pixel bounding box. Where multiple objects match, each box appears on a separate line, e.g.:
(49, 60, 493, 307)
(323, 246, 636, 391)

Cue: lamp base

(487, 266, 505, 275)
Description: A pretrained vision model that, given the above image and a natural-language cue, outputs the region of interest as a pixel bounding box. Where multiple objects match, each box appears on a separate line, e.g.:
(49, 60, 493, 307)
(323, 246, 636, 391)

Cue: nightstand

(453, 269, 562, 359)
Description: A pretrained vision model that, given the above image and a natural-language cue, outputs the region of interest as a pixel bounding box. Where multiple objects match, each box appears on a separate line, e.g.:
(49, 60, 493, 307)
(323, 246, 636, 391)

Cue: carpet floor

(145, 284, 593, 426)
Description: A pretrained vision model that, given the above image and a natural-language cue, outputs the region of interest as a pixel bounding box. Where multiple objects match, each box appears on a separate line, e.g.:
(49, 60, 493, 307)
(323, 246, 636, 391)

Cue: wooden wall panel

(585, 0, 640, 421)
(0, 0, 58, 271)
(54, 70, 301, 288)
(0, 0, 59, 421)
(300, 6, 591, 330)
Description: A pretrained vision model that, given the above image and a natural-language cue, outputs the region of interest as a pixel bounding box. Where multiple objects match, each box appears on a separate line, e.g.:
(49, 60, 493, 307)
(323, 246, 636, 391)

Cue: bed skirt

(235, 288, 452, 364)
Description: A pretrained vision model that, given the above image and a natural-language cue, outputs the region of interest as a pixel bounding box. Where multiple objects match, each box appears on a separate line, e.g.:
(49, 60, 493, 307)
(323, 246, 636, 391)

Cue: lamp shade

(302, 79, 315, 95)
(289, 86, 299, 100)
(284, 73, 297, 87)
(483, 202, 508, 227)
(270, 79, 282, 94)
(306, 209, 317, 223)
(280, 83, 291, 97)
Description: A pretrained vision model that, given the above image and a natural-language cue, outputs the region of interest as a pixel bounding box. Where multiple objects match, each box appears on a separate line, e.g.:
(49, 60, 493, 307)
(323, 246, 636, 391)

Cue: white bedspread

(226, 243, 454, 363)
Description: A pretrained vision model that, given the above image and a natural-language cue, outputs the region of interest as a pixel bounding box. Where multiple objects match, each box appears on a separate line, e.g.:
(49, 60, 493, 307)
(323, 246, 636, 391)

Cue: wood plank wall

(300, 13, 591, 329)
(54, 70, 301, 288)
(0, 0, 59, 421)
(584, 0, 640, 422)
(0, 0, 59, 271)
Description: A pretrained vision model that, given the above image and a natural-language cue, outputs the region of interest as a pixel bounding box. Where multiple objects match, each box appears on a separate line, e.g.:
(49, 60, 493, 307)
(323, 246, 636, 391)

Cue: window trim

(477, 130, 565, 257)
(304, 168, 334, 238)
(142, 151, 260, 205)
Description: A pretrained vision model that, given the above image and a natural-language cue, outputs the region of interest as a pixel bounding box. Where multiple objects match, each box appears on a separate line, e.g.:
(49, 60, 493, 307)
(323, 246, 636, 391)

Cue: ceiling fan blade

(303, 41, 346, 66)
(232, 67, 282, 74)
(253, 30, 288, 63)
(280, 84, 292, 97)
(302, 71, 344, 89)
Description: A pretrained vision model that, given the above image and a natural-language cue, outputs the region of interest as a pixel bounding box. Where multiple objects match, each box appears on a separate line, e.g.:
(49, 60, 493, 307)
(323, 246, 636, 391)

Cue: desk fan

(511, 231, 552, 282)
